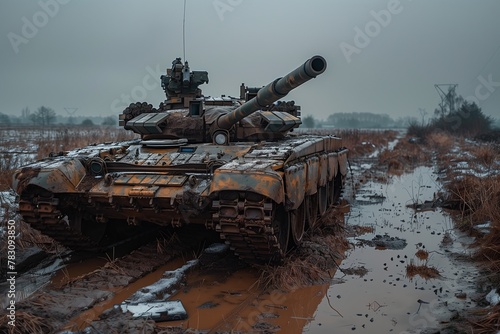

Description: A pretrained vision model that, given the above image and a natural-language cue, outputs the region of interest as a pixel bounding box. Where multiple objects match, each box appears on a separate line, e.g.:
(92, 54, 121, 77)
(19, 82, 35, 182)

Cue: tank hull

(13, 136, 348, 262)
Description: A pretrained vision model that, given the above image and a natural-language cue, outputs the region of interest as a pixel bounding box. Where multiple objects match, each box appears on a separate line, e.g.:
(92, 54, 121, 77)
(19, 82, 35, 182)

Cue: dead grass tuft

(0, 311, 52, 334)
(16, 221, 63, 253)
(405, 263, 440, 280)
(446, 175, 500, 229)
(378, 136, 430, 174)
(467, 305, 500, 334)
(258, 218, 348, 291)
(415, 249, 429, 261)
(471, 144, 497, 167)
(258, 257, 331, 291)
(427, 131, 454, 152)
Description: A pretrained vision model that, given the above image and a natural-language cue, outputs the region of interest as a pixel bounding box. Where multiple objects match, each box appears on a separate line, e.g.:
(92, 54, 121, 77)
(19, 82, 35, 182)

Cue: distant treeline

(0, 107, 118, 127)
(301, 112, 416, 129)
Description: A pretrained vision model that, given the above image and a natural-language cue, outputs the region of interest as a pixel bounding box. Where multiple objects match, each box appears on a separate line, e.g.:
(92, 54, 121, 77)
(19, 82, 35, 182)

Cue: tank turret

(120, 56, 326, 144)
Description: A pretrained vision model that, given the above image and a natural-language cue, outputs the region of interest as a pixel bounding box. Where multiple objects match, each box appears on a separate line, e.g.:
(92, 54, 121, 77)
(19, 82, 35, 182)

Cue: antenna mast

(183, 0, 187, 61)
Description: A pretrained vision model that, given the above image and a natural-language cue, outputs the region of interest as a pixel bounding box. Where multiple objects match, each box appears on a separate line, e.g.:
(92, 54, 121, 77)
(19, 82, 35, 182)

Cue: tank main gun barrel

(215, 55, 327, 130)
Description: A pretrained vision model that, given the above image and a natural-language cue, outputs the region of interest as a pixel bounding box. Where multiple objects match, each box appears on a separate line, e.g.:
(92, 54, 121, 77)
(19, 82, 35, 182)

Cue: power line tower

(434, 84, 458, 117)
(64, 107, 79, 115)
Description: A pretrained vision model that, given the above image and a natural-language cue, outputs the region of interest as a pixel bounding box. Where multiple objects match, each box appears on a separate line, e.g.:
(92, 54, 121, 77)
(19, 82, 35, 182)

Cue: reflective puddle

(306, 165, 480, 333)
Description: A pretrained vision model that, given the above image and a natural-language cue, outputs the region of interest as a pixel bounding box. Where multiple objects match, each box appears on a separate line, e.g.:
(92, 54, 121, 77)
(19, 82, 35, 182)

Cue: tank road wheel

(318, 185, 328, 216)
(305, 193, 318, 229)
(272, 205, 290, 260)
(289, 200, 306, 247)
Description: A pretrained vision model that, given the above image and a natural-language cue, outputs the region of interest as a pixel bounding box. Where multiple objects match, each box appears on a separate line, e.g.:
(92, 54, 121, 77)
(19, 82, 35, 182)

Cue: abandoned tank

(12, 55, 348, 263)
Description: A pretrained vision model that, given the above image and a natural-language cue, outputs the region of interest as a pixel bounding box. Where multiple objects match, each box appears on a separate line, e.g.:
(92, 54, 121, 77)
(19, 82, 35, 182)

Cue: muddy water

(161, 267, 331, 333)
(63, 257, 189, 331)
(305, 165, 480, 333)
(164, 165, 480, 333)
(158, 268, 260, 330)
(50, 257, 109, 288)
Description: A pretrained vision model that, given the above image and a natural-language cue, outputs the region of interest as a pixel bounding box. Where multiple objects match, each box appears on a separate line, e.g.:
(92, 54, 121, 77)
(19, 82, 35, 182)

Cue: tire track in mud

(3, 225, 220, 333)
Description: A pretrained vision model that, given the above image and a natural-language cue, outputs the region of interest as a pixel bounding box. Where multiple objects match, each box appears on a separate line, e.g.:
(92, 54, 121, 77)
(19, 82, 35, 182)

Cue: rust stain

(14, 167, 41, 194)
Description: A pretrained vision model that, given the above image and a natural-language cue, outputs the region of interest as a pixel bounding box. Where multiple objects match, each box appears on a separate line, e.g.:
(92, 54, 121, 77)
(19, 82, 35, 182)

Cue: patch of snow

(455, 161, 469, 169)
(33, 257, 65, 276)
(485, 288, 499, 306)
(475, 221, 491, 234)
(126, 260, 198, 303)
(0, 190, 17, 221)
(388, 139, 399, 151)
(120, 300, 187, 320)
(204, 243, 229, 254)
(368, 149, 380, 159)
(360, 163, 373, 170)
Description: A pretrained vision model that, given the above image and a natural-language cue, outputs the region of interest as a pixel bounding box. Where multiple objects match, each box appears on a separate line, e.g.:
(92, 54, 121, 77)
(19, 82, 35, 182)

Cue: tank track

(18, 198, 104, 251)
(213, 193, 285, 263)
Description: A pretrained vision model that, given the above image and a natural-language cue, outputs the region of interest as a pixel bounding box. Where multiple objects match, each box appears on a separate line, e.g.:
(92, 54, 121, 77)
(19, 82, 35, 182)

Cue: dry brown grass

(471, 144, 497, 167)
(0, 125, 137, 191)
(467, 305, 500, 334)
(446, 175, 500, 228)
(0, 311, 52, 334)
(473, 219, 500, 279)
(258, 218, 348, 291)
(405, 263, 440, 280)
(415, 249, 429, 261)
(16, 221, 64, 253)
(378, 135, 430, 174)
(427, 131, 454, 152)
(258, 257, 332, 291)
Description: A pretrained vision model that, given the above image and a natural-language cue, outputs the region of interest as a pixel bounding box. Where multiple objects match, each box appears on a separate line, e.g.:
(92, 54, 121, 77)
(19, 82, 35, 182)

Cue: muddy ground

(1, 131, 499, 334)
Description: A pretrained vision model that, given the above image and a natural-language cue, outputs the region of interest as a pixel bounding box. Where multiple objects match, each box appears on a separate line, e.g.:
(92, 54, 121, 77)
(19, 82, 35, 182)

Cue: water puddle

(160, 268, 332, 333)
(158, 268, 260, 330)
(305, 165, 480, 333)
(63, 257, 189, 331)
(50, 257, 109, 288)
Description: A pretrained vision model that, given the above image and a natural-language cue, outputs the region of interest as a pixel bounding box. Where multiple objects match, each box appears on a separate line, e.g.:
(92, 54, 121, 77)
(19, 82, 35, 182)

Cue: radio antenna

(183, 0, 187, 61)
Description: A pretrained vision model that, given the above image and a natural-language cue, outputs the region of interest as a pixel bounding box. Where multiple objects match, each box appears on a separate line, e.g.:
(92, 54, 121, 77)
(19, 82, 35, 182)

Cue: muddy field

(1, 128, 500, 334)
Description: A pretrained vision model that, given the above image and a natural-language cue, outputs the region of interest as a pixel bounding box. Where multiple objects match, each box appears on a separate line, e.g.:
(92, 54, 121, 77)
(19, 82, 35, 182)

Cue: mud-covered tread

(18, 198, 105, 252)
(214, 195, 283, 264)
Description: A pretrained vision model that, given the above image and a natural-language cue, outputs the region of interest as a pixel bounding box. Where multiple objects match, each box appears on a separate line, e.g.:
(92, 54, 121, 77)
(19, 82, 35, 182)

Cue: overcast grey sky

(1, 0, 499, 122)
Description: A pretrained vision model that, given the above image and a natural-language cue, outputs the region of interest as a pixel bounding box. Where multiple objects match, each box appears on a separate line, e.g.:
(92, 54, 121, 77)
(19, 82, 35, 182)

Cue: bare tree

(30, 106, 56, 126)
(21, 107, 31, 120)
